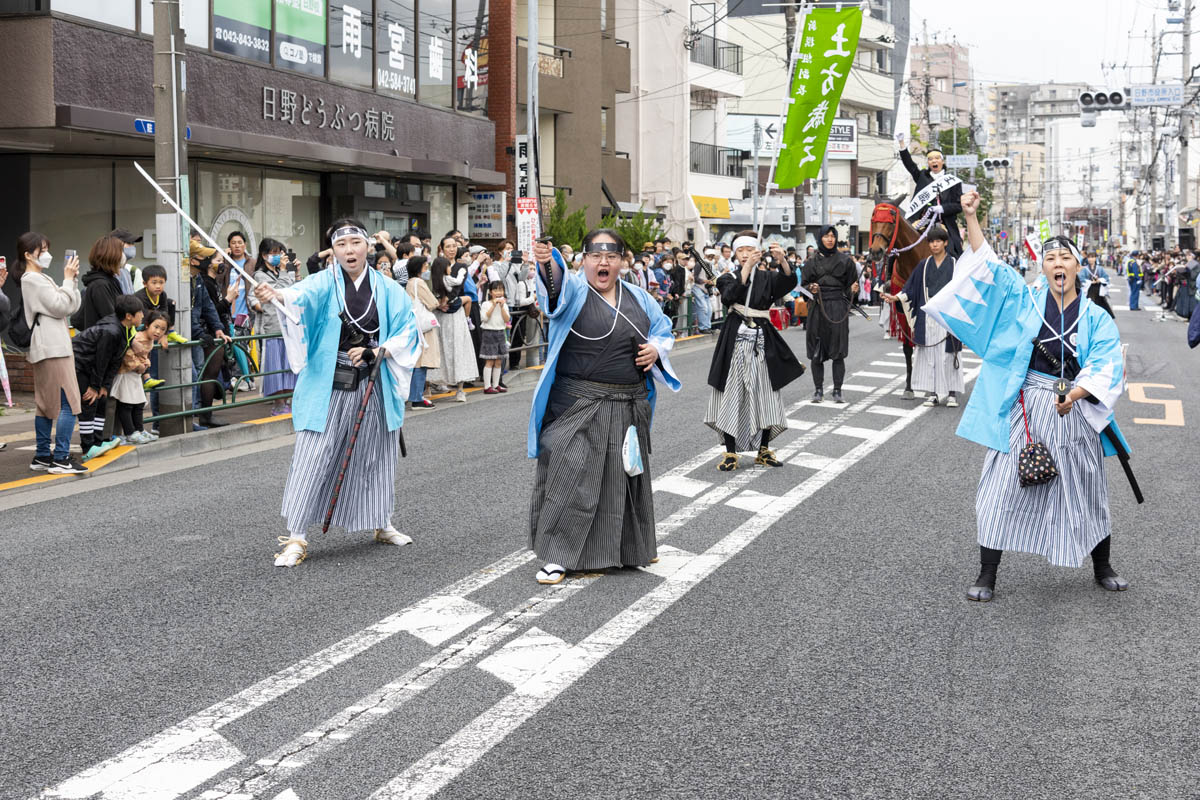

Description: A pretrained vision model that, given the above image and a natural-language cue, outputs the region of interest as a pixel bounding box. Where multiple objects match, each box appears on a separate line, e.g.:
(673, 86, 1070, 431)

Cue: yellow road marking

(0, 444, 134, 493)
(1127, 383, 1185, 426)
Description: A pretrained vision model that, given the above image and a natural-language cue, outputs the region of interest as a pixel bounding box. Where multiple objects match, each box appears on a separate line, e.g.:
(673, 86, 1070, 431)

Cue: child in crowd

(134, 264, 182, 396)
(111, 310, 169, 444)
(479, 280, 510, 394)
(72, 294, 143, 460)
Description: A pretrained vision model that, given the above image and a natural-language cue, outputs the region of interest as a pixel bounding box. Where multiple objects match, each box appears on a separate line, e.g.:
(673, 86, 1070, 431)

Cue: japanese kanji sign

(775, 6, 862, 190)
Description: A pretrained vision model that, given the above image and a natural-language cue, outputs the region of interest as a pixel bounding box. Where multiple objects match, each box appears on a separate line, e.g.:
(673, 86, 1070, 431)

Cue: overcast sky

(910, 0, 1173, 88)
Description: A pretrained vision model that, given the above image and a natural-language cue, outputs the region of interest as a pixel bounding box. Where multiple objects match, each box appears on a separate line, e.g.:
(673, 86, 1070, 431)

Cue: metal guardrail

(690, 141, 746, 178)
(689, 33, 743, 74)
(144, 333, 291, 425)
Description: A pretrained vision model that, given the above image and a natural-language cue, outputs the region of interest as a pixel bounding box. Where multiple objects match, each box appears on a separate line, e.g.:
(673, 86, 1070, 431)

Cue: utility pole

(1150, 14, 1160, 248)
(752, 119, 762, 230)
(152, 0, 190, 435)
(922, 21, 932, 142)
(950, 44, 957, 157)
(527, 0, 540, 211)
(1180, 0, 1192, 246)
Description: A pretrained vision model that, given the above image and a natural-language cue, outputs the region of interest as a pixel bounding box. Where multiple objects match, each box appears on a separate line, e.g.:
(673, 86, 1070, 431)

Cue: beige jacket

(22, 271, 80, 363)
(407, 278, 442, 370)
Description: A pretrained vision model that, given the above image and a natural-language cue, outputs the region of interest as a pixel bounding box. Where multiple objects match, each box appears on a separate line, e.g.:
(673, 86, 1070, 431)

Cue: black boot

(967, 547, 1002, 602)
(1091, 536, 1129, 591)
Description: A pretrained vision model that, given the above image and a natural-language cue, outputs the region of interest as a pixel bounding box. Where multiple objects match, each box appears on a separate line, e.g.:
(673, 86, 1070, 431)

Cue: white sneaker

(923, 394, 939, 407)
(374, 525, 413, 546)
(946, 395, 959, 408)
(455, 390, 467, 402)
(273, 537, 308, 567)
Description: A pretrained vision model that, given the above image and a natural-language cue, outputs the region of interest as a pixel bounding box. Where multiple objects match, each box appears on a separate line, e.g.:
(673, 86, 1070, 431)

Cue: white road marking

(865, 406, 912, 418)
(374, 596, 492, 646)
(641, 545, 697, 579)
(477, 628, 574, 687)
(725, 489, 779, 512)
(366, 391, 948, 800)
(836, 384, 879, 393)
(272, 791, 300, 800)
(653, 475, 713, 498)
(33, 550, 536, 800)
(853, 371, 902, 379)
(833, 426, 883, 441)
(197, 578, 600, 800)
(38, 369, 954, 800)
(789, 452, 835, 470)
(870, 360, 902, 367)
(49, 731, 245, 800)
(785, 418, 817, 431)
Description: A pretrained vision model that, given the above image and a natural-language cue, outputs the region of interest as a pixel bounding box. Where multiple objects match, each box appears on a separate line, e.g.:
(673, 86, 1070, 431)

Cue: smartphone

(65, 249, 77, 262)
(0, 256, 7, 270)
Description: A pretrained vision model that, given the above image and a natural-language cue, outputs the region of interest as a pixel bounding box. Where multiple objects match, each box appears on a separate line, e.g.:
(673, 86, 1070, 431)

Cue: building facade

(908, 41, 970, 143)
(0, 0, 507, 295)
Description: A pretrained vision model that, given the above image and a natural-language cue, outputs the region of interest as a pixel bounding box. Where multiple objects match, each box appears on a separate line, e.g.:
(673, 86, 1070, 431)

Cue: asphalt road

(3, 285, 1197, 800)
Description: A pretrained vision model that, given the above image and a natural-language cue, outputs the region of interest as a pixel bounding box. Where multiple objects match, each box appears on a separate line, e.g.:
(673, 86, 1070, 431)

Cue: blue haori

(281, 354, 399, 535)
(976, 371, 1110, 567)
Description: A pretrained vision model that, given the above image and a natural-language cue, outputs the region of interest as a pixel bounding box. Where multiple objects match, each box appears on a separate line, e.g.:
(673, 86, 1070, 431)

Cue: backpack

(6, 286, 38, 351)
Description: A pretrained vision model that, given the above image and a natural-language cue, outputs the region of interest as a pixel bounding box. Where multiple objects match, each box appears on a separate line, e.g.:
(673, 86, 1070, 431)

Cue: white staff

(133, 160, 300, 324)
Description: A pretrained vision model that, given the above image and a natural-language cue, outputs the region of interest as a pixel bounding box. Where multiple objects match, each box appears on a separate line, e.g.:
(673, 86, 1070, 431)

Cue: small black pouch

(332, 362, 364, 391)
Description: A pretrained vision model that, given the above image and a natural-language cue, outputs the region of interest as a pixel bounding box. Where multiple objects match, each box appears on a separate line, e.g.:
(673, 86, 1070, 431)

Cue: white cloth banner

(902, 173, 963, 218)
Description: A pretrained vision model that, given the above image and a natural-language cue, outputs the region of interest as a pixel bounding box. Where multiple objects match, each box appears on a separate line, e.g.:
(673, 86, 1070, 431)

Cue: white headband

(331, 226, 369, 244)
(731, 236, 760, 251)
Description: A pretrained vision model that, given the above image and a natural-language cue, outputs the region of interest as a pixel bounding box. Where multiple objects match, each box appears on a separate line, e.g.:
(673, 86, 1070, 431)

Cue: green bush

(541, 189, 589, 251)
(600, 206, 665, 252)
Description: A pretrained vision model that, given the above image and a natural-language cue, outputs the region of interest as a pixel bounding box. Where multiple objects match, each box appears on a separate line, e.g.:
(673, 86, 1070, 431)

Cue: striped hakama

(912, 316, 964, 397)
(975, 371, 1110, 567)
(529, 377, 656, 570)
(704, 326, 787, 452)
(281, 355, 399, 535)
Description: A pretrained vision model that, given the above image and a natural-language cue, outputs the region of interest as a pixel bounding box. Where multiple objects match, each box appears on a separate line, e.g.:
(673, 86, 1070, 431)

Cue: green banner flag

(775, 7, 863, 190)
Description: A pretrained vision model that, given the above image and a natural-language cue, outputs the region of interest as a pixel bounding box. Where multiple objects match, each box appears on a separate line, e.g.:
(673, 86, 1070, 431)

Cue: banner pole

(755, 1, 811, 241)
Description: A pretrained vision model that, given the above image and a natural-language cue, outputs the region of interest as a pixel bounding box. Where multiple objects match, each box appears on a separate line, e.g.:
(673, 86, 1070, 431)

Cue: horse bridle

(871, 205, 901, 256)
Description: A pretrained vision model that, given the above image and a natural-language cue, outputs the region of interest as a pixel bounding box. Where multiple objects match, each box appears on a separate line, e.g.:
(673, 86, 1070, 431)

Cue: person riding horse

(899, 134, 964, 258)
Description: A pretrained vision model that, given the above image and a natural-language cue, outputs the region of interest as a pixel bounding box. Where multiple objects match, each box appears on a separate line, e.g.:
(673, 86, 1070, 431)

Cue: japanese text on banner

(775, 6, 862, 190)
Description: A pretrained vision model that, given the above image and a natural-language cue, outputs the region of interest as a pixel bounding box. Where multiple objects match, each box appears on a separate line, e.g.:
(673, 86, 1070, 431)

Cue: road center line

(366, 372, 974, 800)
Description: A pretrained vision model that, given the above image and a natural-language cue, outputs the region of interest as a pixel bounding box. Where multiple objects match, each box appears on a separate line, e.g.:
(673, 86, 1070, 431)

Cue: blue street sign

(134, 118, 191, 139)
(1000, 231, 1008, 238)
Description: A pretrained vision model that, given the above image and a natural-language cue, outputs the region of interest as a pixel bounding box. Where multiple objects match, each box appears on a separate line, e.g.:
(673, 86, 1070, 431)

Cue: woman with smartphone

(17, 232, 88, 473)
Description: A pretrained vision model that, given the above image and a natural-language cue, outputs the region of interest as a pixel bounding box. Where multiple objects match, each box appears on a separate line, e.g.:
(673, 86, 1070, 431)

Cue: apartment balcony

(689, 34, 742, 74)
(517, 39, 573, 113)
(688, 35, 745, 98)
(688, 141, 747, 203)
(841, 66, 895, 112)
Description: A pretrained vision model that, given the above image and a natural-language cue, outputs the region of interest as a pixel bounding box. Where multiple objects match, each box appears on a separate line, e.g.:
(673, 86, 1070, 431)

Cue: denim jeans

(691, 285, 712, 331)
(34, 388, 77, 461)
(409, 366, 428, 402)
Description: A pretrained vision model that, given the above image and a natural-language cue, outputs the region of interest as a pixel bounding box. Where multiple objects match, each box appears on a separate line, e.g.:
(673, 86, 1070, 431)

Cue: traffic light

(1078, 89, 1130, 112)
(982, 157, 1010, 179)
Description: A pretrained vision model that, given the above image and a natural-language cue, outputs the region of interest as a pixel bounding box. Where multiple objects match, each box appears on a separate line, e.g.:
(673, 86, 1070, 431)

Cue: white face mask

(421, 270, 431, 281)
(413, 246, 422, 256)
(37, 251, 53, 269)
(123, 245, 137, 259)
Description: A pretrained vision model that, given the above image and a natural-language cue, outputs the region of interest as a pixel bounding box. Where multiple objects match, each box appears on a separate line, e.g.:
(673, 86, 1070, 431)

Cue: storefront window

(195, 163, 320, 262)
(423, 184, 454, 240)
(419, 0, 453, 107)
(329, 1, 375, 88)
(376, 0, 416, 99)
(53, 0, 135, 29)
(139, 0, 211, 48)
(275, 0, 327, 76)
(454, 0, 487, 114)
(263, 170, 321, 253)
(29, 158, 116, 283)
(213, 0, 271, 64)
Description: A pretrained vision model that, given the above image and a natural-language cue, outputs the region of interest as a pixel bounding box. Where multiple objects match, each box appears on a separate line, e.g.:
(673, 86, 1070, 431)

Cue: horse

(868, 202, 935, 398)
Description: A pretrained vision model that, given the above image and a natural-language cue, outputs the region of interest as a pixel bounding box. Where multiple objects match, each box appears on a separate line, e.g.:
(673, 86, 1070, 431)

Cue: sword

(133, 161, 301, 324)
(1101, 424, 1144, 504)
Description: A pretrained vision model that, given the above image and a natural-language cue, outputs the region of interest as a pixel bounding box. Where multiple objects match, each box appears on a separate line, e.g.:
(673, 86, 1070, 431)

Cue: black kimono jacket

(900, 148, 964, 257)
(707, 266, 803, 392)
